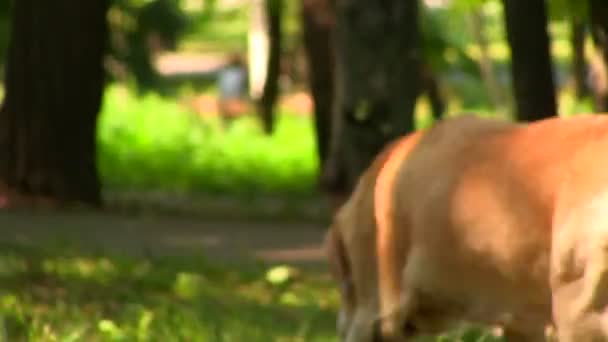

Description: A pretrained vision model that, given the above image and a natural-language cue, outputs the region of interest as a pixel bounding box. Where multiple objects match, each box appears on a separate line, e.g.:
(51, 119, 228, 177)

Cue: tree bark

(571, 19, 589, 100)
(0, 0, 108, 207)
(590, 0, 608, 111)
(301, 0, 335, 175)
(256, 0, 283, 134)
(324, 0, 421, 198)
(502, 0, 557, 121)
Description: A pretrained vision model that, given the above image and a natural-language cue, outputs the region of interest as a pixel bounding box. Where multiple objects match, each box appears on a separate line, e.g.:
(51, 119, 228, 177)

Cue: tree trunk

(256, 0, 283, 134)
(571, 19, 589, 99)
(301, 0, 335, 176)
(0, 0, 108, 207)
(419, 63, 444, 121)
(590, 0, 608, 111)
(502, 0, 556, 121)
(323, 0, 421, 199)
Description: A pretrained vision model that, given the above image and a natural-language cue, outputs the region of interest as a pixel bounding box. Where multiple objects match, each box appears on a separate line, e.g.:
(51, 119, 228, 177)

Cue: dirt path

(0, 211, 328, 269)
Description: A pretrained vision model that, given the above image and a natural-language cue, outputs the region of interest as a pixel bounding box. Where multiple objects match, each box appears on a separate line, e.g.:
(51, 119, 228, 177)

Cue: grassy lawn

(0, 240, 511, 342)
(0, 243, 338, 341)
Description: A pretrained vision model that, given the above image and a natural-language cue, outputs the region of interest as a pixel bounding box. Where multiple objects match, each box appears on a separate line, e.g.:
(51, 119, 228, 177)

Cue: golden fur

(326, 114, 608, 341)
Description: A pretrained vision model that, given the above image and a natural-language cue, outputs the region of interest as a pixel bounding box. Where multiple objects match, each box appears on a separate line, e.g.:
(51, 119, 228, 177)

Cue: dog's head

(325, 202, 381, 341)
(323, 144, 411, 341)
(325, 220, 355, 339)
(325, 203, 420, 342)
(325, 130, 445, 341)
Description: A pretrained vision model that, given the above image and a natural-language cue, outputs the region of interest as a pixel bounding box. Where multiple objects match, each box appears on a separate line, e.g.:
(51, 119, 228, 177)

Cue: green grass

(0, 243, 338, 341)
(98, 85, 318, 198)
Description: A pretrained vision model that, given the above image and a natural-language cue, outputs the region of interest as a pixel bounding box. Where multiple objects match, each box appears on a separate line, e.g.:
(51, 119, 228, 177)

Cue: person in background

(217, 53, 248, 129)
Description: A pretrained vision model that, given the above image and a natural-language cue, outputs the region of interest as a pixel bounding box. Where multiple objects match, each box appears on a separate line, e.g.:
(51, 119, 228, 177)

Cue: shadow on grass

(0, 243, 338, 341)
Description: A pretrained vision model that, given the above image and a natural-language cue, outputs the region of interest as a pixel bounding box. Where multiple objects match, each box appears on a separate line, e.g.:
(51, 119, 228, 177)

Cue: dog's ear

(325, 226, 355, 305)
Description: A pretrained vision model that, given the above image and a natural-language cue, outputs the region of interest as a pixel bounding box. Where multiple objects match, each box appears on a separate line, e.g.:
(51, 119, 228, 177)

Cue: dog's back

(374, 115, 517, 335)
(329, 113, 608, 341)
(375, 114, 608, 340)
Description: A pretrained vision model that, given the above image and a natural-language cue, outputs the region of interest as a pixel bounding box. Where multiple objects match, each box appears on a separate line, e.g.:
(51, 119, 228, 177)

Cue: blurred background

(0, 0, 606, 340)
(0, 0, 605, 212)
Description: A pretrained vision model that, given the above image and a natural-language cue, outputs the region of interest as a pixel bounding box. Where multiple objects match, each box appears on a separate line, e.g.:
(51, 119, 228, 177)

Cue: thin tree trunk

(0, 0, 108, 207)
(420, 63, 444, 121)
(502, 0, 556, 121)
(571, 19, 589, 99)
(590, 0, 608, 111)
(255, 0, 283, 134)
(324, 0, 421, 198)
(301, 0, 334, 176)
(471, 9, 505, 109)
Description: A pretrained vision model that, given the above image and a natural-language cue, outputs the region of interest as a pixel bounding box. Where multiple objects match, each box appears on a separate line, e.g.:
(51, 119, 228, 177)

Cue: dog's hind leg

(551, 199, 608, 342)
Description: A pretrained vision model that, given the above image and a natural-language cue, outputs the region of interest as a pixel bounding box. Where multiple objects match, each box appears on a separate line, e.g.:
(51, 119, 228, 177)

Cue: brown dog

(326, 114, 608, 341)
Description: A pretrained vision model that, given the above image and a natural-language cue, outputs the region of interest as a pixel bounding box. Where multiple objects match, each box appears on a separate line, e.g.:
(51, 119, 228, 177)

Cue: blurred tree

(502, 0, 556, 120)
(550, 0, 590, 102)
(0, 1, 11, 71)
(590, 0, 608, 111)
(571, 20, 589, 99)
(301, 0, 334, 175)
(256, 0, 283, 134)
(418, 62, 445, 120)
(106, 0, 187, 93)
(0, 0, 108, 206)
(470, 7, 506, 109)
(323, 0, 421, 198)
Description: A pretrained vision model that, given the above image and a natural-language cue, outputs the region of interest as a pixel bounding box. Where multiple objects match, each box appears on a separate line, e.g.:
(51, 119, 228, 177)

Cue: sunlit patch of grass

(98, 84, 318, 198)
(0, 243, 338, 341)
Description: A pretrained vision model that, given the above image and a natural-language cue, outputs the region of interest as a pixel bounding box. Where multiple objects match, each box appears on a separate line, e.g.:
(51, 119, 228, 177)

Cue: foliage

(420, 2, 481, 76)
(0, 243, 338, 341)
(107, 0, 189, 92)
(549, 0, 588, 22)
(420, 0, 504, 109)
(98, 85, 318, 197)
(180, 2, 250, 53)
